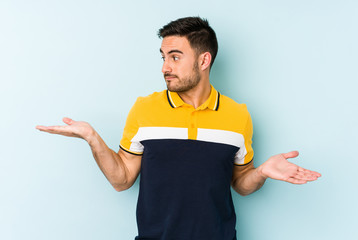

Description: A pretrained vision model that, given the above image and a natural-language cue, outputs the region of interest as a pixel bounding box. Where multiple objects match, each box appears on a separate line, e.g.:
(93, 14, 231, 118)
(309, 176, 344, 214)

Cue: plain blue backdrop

(1, 0, 357, 239)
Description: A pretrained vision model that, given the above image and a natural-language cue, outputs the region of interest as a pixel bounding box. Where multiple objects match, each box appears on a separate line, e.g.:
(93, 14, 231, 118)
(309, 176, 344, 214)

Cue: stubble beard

(165, 62, 201, 93)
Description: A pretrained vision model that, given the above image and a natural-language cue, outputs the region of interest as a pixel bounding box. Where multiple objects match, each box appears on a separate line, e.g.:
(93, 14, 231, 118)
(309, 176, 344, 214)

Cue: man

(36, 17, 321, 240)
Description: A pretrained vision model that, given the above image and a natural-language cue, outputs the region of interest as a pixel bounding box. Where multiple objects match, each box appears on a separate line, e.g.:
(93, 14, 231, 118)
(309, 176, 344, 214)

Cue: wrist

(84, 128, 97, 145)
(256, 165, 268, 180)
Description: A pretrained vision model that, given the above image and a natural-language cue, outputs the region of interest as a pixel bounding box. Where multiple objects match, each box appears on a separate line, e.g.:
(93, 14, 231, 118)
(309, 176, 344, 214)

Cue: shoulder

(132, 90, 168, 108)
(219, 94, 250, 116)
(217, 93, 253, 133)
(126, 90, 172, 124)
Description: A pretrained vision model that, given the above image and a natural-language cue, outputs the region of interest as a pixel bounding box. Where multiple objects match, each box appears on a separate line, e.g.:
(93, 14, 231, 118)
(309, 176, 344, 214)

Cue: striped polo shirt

(120, 85, 254, 240)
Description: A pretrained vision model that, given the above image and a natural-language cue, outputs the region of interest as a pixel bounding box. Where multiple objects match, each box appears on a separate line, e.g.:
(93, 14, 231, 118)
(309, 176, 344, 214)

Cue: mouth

(164, 74, 177, 81)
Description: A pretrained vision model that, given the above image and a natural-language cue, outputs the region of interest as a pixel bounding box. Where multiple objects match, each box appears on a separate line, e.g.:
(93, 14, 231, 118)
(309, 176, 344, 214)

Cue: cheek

(180, 63, 193, 73)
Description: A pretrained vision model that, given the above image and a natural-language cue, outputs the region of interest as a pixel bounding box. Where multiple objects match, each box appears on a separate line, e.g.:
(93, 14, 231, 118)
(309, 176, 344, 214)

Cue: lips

(164, 74, 177, 80)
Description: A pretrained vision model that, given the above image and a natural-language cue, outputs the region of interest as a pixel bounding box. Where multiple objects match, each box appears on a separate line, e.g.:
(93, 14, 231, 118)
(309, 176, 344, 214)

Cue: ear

(198, 52, 212, 71)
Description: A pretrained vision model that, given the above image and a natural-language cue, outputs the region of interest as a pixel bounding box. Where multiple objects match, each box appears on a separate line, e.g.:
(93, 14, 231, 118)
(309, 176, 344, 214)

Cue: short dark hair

(158, 17, 218, 68)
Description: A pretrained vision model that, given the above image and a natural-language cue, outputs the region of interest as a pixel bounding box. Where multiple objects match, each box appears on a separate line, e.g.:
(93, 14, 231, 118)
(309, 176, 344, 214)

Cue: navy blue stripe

(215, 92, 220, 111)
(234, 158, 253, 166)
(166, 90, 175, 108)
(119, 145, 143, 156)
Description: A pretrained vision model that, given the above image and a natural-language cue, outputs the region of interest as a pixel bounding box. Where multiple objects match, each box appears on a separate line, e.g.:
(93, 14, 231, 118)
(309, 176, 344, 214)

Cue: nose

(162, 60, 172, 74)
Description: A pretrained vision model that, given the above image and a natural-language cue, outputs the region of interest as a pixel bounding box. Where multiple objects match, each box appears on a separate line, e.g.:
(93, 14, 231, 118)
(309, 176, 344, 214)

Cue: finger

(296, 172, 319, 181)
(36, 125, 62, 132)
(36, 125, 60, 132)
(36, 125, 71, 135)
(294, 169, 322, 181)
(286, 177, 307, 184)
(282, 151, 299, 159)
(63, 117, 74, 125)
(298, 167, 322, 177)
(36, 125, 47, 131)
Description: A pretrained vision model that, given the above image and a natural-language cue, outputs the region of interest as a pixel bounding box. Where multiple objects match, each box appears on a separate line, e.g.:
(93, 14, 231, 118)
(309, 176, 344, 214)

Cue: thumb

(63, 117, 74, 125)
(282, 151, 299, 159)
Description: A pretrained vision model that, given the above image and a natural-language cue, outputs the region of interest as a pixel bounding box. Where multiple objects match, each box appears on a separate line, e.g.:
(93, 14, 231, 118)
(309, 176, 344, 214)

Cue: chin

(166, 83, 177, 92)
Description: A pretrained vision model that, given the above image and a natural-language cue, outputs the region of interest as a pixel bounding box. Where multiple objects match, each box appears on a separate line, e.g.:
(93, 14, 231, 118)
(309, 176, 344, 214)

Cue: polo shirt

(120, 85, 254, 240)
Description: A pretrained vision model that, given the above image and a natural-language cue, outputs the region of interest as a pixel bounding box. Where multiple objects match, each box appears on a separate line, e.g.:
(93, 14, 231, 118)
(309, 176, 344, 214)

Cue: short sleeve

(119, 98, 144, 155)
(234, 110, 254, 165)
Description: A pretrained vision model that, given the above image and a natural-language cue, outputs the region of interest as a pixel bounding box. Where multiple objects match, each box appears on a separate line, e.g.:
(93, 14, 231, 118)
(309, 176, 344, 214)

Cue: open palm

(259, 151, 321, 184)
(36, 117, 94, 141)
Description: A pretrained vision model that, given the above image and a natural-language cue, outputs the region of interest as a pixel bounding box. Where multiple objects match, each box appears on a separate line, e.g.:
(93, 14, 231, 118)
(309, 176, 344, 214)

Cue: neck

(177, 77, 211, 109)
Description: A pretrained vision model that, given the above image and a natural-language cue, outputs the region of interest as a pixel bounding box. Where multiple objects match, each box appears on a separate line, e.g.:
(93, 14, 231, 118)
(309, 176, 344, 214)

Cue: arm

(231, 161, 266, 196)
(36, 117, 141, 192)
(231, 151, 321, 196)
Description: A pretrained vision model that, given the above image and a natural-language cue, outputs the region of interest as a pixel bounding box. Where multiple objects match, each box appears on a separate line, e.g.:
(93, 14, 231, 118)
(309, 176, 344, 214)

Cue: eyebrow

(159, 49, 184, 55)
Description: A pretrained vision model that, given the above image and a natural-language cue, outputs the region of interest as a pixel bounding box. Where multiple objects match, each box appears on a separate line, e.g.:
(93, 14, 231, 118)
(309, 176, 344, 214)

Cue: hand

(257, 151, 321, 184)
(36, 117, 95, 142)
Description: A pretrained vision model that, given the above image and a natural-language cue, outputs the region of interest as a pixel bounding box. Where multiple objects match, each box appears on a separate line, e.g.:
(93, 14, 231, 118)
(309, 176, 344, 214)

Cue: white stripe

(129, 127, 248, 165)
(196, 128, 247, 164)
(129, 127, 188, 152)
(213, 92, 218, 110)
(197, 128, 243, 147)
(234, 147, 248, 165)
(168, 92, 177, 108)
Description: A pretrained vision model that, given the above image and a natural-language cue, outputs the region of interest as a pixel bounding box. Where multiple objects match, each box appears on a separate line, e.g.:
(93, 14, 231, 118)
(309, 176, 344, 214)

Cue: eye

(173, 56, 179, 61)
(161, 56, 165, 61)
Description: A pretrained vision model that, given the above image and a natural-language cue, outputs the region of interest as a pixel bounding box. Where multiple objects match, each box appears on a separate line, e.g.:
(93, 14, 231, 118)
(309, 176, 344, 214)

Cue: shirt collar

(166, 85, 220, 111)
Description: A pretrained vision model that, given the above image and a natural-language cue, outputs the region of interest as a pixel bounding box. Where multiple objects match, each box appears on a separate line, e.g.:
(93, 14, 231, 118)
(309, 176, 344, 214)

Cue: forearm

(231, 166, 267, 196)
(86, 131, 130, 190)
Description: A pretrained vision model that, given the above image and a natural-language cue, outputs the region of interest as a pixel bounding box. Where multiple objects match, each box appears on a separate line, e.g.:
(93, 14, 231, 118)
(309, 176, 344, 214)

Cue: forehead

(160, 36, 194, 54)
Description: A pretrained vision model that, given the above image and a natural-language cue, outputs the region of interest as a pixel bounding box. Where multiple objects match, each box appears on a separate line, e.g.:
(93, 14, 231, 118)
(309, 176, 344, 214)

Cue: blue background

(1, 0, 357, 239)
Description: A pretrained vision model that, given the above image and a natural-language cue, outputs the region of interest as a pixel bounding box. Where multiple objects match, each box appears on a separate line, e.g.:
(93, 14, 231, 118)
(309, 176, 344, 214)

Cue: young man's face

(160, 36, 201, 92)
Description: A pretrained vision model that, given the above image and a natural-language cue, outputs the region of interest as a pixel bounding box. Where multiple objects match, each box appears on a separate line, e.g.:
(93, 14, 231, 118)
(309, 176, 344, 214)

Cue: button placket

(188, 110, 198, 140)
